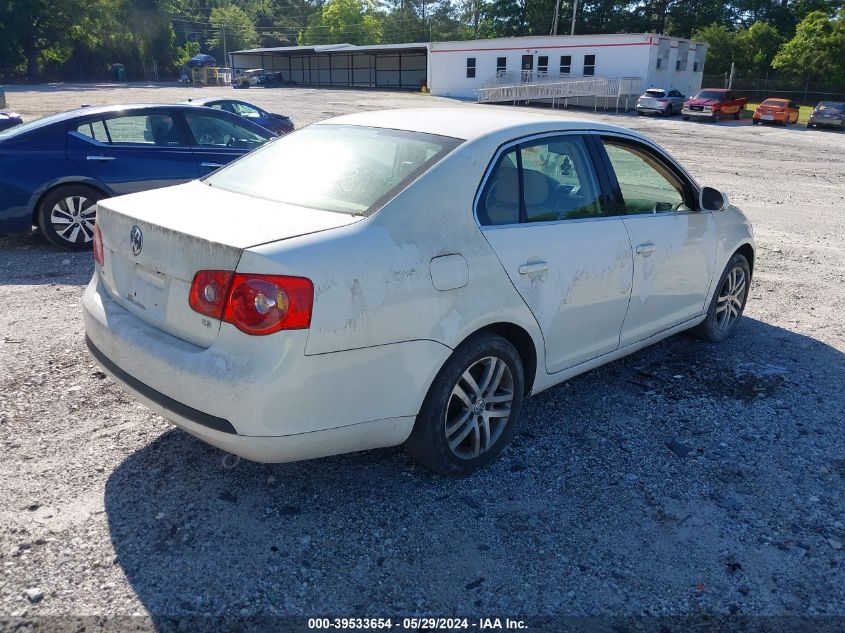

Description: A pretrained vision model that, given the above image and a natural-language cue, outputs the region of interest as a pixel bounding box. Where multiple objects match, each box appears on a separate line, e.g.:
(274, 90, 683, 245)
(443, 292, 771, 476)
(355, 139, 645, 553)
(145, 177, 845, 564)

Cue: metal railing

(477, 72, 643, 112)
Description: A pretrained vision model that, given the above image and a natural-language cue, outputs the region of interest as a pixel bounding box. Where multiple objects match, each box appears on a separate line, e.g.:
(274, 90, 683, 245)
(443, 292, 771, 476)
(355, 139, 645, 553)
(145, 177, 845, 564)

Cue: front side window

(560, 55, 571, 74)
(466, 57, 476, 78)
(205, 125, 462, 216)
(584, 54, 596, 76)
(602, 140, 688, 215)
(477, 135, 603, 226)
(184, 112, 267, 149)
(232, 102, 262, 118)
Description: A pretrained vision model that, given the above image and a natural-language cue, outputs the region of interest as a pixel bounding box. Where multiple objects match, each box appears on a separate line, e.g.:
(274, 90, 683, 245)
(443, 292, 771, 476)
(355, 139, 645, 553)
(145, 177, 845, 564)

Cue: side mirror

(700, 186, 727, 212)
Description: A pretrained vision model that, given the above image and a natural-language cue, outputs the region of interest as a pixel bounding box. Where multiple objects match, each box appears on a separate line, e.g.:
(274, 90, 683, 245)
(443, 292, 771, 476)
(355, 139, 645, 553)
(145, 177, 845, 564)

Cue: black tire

(753, 118, 760, 125)
(692, 253, 751, 343)
(37, 184, 105, 250)
(682, 115, 689, 121)
(637, 110, 644, 116)
(405, 333, 525, 476)
(733, 110, 741, 120)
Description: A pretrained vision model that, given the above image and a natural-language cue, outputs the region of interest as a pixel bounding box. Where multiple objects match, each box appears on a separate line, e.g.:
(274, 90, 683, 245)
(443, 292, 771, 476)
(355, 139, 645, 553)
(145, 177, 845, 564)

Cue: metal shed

(230, 43, 429, 90)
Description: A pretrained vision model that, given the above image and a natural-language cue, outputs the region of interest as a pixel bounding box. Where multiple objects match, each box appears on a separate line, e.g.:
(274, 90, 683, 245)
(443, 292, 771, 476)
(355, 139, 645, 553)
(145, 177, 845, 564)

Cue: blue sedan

(0, 103, 274, 249)
(180, 98, 294, 135)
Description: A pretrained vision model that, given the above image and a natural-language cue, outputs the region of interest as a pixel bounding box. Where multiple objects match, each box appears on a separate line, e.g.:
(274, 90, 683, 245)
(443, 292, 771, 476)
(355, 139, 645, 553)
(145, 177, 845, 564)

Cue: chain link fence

(703, 72, 845, 105)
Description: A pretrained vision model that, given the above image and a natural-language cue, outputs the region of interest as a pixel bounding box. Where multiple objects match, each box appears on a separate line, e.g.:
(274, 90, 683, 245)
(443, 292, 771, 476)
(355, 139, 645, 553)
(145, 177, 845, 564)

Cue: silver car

(636, 88, 686, 116)
(807, 101, 845, 130)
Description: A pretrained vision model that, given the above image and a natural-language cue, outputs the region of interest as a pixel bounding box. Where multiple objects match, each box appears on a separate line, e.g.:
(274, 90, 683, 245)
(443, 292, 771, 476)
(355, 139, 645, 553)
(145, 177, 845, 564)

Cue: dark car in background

(180, 97, 294, 135)
(636, 87, 686, 116)
(807, 101, 845, 130)
(0, 110, 23, 131)
(0, 103, 274, 250)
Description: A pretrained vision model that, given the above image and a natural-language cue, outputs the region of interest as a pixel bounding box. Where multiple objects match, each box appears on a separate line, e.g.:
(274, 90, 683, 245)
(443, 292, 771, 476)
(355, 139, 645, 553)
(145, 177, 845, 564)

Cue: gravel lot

(1, 83, 844, 626)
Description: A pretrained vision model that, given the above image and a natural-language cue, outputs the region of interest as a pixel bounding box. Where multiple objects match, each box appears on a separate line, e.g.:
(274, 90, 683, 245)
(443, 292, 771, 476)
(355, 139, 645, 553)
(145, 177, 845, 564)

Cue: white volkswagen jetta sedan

(83, 107, 754, 475)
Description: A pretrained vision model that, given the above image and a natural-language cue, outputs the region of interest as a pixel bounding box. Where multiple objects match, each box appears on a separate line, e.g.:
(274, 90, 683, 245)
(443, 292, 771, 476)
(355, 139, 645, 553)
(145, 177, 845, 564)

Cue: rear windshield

(695, 90, 726, 100)
(204, 124, 462, 216)
(644, 90, 666, 98)
(761, 99, 787, 106)
(0, 111, 70, 138)
(817, 102, 844, 111)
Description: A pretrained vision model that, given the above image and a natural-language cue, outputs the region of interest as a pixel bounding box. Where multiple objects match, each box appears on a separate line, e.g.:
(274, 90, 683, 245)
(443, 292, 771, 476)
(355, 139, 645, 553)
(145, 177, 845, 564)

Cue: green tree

(303, 0, 383, 45)
(734, 21, 783, 74)
(207, 5, 259, 62)
(773, 9, 845, 82)
(692, 23, 738, 75)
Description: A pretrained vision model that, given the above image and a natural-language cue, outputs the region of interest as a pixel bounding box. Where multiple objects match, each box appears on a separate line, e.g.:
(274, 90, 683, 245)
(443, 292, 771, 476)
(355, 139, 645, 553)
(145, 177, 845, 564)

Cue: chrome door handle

(518, 261, 548, 275)
(86, 155, 116, 161)
(201, 162, 223, 168)
(635, 243, 656, 255)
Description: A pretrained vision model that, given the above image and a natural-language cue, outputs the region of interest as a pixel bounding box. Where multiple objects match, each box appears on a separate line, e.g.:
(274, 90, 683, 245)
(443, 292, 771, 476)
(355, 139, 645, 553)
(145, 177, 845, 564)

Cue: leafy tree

(773, 9, 845, 82)
(735, 21, 783, 74)
(692, 23, 738, 75)
(207, 5, 259, 61)
(304, 0, 383, 45)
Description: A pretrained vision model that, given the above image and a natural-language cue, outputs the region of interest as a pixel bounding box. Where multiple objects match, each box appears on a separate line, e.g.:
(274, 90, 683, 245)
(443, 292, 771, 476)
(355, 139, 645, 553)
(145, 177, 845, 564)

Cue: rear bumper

(809, 117, 844, 127)
(82, 274, 451, 462)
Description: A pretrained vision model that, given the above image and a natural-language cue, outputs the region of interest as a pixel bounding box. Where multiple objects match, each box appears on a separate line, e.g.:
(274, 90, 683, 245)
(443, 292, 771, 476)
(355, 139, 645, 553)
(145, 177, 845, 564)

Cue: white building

(231, 33, 707, 104)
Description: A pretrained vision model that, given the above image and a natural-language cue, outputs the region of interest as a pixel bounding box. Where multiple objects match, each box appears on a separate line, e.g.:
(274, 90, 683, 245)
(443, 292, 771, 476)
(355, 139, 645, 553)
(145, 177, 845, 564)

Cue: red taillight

(189, 270, 234, 319)
(189, 272, 313, 336)
(93, 224, 104, 266)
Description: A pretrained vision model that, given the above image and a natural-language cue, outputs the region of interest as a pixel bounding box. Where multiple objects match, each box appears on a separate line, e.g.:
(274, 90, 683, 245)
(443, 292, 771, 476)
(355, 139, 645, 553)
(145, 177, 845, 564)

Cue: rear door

(66, 109, 199, 195)
(597, 135, 717, 346)
(477, 133, 634, 374)
(179, 109, 270, 177)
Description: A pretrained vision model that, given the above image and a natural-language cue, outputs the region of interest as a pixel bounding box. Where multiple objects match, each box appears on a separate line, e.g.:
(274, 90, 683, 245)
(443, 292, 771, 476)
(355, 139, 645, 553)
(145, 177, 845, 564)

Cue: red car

(682, 89, 748, 122)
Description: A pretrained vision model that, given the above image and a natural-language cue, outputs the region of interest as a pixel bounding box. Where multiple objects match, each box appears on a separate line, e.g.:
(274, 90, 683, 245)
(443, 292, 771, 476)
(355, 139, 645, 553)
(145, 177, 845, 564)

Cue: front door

(477, 134, 634, 373)
(67, 110, 199, 196)
(521, 55, 534, 82)
(598, 136, 717, 346)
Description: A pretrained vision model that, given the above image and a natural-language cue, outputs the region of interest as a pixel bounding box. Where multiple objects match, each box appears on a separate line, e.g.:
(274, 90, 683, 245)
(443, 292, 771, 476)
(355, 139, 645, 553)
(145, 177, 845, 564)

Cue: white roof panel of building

(232, 42, 429, 55)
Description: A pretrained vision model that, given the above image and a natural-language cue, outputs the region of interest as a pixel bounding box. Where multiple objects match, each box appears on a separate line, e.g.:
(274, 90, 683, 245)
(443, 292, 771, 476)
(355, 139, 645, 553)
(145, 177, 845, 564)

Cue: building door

(521, 55, 534, 82)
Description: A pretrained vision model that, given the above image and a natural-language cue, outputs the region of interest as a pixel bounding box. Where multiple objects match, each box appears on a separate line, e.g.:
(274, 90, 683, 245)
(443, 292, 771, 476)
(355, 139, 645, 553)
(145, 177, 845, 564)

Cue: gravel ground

(1, 83, 844, 626)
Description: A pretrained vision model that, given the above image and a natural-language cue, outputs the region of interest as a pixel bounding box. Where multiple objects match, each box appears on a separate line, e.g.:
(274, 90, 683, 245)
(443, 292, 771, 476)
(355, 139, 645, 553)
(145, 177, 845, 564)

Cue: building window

(560, 55, 571, 74)
(675, 42, 689, 71)
(466, 57, 476, 78)
(538, 55, 549, 74)
(496, 57, 507, 74)
(583, 54, 595, 76)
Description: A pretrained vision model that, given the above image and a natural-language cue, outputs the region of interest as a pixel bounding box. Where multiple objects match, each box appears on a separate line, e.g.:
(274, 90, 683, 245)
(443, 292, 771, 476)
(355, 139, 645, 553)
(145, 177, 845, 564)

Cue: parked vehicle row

(82, 107, 755, 475)
(639, 86, 844, 131)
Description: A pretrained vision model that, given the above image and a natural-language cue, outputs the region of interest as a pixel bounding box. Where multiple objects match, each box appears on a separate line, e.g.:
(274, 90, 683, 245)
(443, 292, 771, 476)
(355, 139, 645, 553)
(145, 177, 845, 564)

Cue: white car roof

(317, 106, 647, 142)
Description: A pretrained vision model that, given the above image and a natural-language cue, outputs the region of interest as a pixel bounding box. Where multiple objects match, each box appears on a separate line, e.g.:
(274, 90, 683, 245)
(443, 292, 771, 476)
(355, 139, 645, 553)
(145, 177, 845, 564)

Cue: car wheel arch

(735, 242, 755, 278)
(452, 321, 538, 396)
(30, 180, 111, 225)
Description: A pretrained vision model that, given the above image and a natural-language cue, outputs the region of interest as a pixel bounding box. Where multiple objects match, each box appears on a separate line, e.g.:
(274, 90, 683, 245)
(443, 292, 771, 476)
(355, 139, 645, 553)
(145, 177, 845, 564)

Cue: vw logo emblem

(130, 225, 143, 256)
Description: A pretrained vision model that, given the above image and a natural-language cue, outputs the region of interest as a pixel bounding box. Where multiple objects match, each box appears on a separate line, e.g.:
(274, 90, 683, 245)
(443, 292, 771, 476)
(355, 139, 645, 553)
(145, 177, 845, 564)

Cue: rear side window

(76, 120, 109, 143)
(204, 125, 461, 216)
(478, 135, 603, 226)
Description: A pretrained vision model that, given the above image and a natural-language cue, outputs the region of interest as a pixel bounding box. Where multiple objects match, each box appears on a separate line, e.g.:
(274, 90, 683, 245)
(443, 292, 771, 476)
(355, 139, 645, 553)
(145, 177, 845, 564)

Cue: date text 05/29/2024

(308, 618, 528, 630)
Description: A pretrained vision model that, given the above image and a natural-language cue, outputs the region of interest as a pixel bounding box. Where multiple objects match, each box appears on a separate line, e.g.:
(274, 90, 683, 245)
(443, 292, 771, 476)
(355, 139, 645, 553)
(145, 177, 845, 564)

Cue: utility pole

(570, 0, 579, 35)
(551, 0, 561, 35)
(222, 23, 228, 70)
(728, 61, 735, 89)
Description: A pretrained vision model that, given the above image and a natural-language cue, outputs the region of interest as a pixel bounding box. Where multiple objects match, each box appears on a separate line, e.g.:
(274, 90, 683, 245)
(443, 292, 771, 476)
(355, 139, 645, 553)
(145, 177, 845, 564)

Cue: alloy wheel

(444, 356, 514, 460)
(716, 265, 747, 331)
(50, 195, 97, 245)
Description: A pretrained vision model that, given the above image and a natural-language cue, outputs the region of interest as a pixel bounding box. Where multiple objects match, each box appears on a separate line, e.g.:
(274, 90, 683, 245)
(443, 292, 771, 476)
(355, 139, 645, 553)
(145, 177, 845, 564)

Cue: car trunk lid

(95, 180, 360, 348)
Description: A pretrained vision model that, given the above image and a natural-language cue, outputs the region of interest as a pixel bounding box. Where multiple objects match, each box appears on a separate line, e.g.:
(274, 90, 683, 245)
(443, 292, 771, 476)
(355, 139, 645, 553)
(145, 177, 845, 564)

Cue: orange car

(752, 98, 800, 125)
